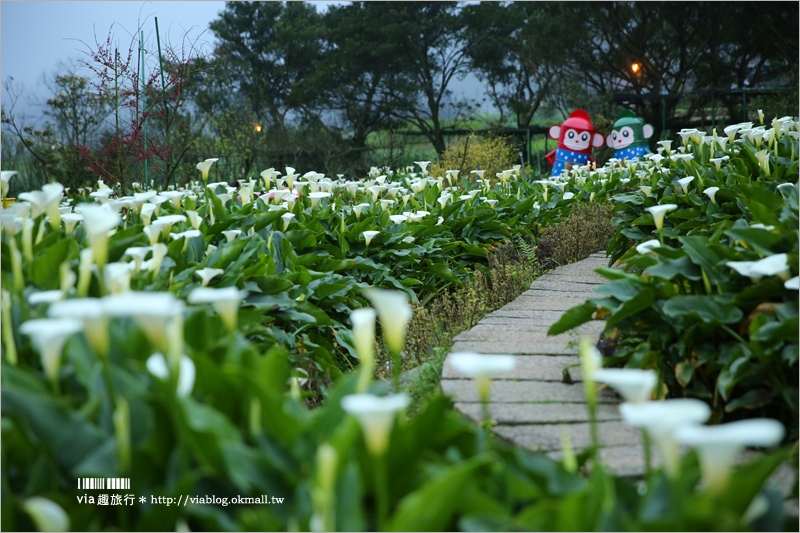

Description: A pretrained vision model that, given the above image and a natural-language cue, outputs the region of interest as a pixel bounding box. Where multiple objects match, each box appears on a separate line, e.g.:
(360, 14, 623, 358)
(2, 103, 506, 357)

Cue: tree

(71, 23, 214, 189)
(379, 2, 473, 155)
(462, 2, 582, 127)
(302, 1, 400, 172)
(207, 1, 325, 131)
(554, 2, 799, 137)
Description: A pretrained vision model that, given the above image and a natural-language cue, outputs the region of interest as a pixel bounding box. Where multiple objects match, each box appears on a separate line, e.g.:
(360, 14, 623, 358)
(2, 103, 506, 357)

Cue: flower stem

(641, 429, 652, 481)
(101, 357, 119, 410)
(374, 454, 389, 531)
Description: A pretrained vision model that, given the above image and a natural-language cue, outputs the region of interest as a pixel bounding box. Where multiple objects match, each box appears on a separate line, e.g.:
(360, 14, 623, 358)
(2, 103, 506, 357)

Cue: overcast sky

(1, 1, 486, 125)
(0, 1, 348, 121)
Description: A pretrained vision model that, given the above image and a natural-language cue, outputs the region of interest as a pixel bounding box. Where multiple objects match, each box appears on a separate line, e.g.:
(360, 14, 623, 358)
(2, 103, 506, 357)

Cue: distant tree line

(2, 1, 798, 190)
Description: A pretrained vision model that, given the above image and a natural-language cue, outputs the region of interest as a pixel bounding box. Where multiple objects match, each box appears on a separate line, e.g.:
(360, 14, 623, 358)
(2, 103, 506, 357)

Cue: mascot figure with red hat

(545, 110, 605, 177)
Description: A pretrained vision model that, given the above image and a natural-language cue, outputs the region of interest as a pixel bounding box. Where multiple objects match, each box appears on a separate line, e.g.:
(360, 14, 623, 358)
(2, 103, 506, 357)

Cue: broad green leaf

(663, 295, 743, 324)
(547, 301, 597, 335)
(387, 455, 489, 532)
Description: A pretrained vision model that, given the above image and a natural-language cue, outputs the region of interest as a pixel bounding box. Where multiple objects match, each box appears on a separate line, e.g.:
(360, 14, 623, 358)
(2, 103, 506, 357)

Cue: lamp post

(631, 62, 642, 95)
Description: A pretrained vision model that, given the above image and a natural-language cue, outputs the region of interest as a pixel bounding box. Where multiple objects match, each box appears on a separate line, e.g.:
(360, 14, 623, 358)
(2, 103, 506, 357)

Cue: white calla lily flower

(620, 399, 710, 478)
(22, 497, 70, 533)
(676, 176, 694, 194)
(194, 268, 224, 287)
(20, 318, 83, 384)
(1, 170, 18, 198)
(645, 204, 678, 231)
(675, 419, 784, 491)
(341, 393, 410, 455)
(103, 292, 184, 352)
(147, 352, 196, 396)
(351, 308, 377, 393)
(448, 352, 515, 401)
(281, 212, 295, 231)
(196, 158, 219, 182)
(363, 289, 413, 358)
(48, 298, 109, 357)
(187, 287, 248, 331)
(591, 368, 656, 404)
(362, 230, 380, 246)
(635, 239, 661, 255)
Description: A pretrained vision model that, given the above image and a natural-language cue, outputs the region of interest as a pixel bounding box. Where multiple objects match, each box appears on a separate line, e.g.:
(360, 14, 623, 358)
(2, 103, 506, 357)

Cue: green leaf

(662, 296, 743, 324)
(387, 455, 489, 532)
(427, 263, 463, 286)
(606, 287, 655, 328)
(643, 256, 702, 281)
(1, 383, 106, 470)
(725, 389, 773, 412)
(547, 301, 597, 335)
(32, 238, 77, 289)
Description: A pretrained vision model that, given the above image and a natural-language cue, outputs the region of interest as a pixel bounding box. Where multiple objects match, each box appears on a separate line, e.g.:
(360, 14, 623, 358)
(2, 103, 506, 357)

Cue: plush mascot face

(548, 110, 605, 154)
(606, 110, 654, 150)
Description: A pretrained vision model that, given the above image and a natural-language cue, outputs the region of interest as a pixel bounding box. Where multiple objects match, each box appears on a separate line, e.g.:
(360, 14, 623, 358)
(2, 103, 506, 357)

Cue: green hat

(607, 110, 654, 150)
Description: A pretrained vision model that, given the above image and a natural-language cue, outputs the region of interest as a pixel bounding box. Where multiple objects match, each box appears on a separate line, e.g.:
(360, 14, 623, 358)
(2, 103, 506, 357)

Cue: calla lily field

(1, 117, 798, 531)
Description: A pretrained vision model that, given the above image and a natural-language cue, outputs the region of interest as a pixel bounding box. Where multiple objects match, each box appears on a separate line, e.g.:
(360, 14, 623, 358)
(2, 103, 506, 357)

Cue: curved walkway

(440, 253, 796, 507)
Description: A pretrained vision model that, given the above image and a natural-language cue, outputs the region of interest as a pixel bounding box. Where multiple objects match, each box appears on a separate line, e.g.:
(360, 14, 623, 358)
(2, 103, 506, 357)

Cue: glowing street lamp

(631, 62, 642, 95)
(254, 124, 262, 132)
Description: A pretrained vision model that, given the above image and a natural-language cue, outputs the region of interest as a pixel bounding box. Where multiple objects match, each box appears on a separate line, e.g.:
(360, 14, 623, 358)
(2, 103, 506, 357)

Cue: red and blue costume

(545, 110, 605, 177)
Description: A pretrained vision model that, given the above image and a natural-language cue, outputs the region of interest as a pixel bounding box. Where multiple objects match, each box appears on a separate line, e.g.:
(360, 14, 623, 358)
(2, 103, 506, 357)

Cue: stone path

(440, 253, 797, 507)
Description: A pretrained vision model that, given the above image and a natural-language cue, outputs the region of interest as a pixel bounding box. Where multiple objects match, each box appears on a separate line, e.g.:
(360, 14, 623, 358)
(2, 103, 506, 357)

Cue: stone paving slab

(519, 289, 607, 299)
(454, 329, 583, 346)
(495, 421, 642, 452)
(547, 445, 660, 476)
(443, 354, 582, 381)
(528, 280, 603, 293)
(440, 379, 620, 403)
(501, 297, 595, 312)
(450, 340, 585, 356)
(545, 447, 798, 502)
(470, 320, 603, 336)
(440, 253, 795, 489)
(537, 272, 610, 285)
(487, 309, 572, 320)
(455, 402, 621, 424)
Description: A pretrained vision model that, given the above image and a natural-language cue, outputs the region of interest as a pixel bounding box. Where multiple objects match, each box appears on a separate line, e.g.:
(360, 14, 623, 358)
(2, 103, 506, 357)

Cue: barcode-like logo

(78, 478, 130, 490)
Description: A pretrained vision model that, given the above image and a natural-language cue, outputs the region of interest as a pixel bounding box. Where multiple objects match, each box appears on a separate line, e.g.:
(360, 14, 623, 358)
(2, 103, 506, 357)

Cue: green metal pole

(711, 91, 715, 130)
(154, 17, 174, 188)
(526, 128, 531, 170)
(141, 31, 148, 188)
(742, 88, 747, 121)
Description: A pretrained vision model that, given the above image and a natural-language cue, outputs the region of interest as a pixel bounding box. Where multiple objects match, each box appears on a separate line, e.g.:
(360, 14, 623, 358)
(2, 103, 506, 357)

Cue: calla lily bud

(351, 308, 377, 393)
(147, 352, 196, 397)
(363, 289, 412, 357)
(76, 247, 94, 297)
(22, 497, 70, 533)
(310, 443, 338, 533)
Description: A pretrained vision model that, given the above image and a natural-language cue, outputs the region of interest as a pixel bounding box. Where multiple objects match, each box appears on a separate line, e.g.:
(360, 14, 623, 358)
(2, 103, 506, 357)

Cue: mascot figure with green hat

(606, 110, 654, 159)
